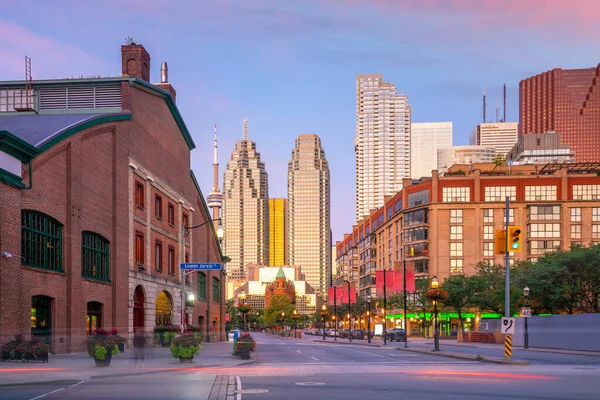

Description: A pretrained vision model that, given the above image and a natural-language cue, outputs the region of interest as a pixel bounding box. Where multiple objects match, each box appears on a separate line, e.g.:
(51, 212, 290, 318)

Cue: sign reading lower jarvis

(180, 263, 221, 271)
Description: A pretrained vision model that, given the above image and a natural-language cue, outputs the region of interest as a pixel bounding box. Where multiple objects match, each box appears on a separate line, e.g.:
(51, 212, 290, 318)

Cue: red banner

(375, 265, 416, 296)
(328, 284, 357, 306)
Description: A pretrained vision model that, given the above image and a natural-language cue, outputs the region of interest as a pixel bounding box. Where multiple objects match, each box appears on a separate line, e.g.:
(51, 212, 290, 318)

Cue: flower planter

(22, 352, 49, 363)
(94, 351, 112, 367)
(239, 348, 251, 360)
(179, 356, 194, 363)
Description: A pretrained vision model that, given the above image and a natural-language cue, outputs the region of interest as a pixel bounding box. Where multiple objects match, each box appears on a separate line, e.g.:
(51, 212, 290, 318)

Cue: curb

(0, 379, 82, 388)
(394, 347, 529, 365)
(312, 340, 382, 348)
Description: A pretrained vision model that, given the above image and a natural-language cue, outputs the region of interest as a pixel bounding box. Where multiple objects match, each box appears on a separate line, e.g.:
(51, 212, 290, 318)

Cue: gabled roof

(276, 266, 286, 279)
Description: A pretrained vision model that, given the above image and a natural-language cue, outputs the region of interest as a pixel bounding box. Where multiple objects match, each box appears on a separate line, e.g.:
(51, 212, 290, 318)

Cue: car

(386, 328, 406, 342)
(351, 329, 365, 340)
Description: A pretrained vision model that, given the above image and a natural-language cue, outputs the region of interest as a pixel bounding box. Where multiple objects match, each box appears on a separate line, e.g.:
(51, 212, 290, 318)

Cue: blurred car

(386, 328, 406, 342)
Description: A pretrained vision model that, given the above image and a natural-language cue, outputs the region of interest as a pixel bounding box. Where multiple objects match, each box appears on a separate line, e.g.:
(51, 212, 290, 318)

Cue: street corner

(393, 346, 529, 366)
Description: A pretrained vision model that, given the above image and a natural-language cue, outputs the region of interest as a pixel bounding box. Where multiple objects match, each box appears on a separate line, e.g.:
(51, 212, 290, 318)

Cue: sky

(1, 0, 599, 243)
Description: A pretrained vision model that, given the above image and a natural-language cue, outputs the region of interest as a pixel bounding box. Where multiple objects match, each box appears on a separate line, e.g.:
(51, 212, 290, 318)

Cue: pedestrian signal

(508, 226, 522, 252)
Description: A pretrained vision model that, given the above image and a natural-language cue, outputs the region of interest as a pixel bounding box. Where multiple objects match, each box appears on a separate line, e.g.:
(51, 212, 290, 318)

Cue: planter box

(94, 351, 112, 367)
(179, 356, 194, 363)
(239, 348, 251, 360)
(2, 351, 48, 363)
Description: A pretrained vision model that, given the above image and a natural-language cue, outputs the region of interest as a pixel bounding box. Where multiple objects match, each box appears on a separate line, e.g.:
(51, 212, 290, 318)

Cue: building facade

(356, 74, 411, 222)
(222, 119, 269, 297)
(469, 122, 519, 156)
(336, 163, 600, 298)
(507, 131, 575, 165)
(437, 146, 496, 173)
(269, 198, 288, 266)
(519, 65, 600, 162)
(287, 134, 330, 298)
(411, 122, 453, 179)
(0, 43, 226, 353)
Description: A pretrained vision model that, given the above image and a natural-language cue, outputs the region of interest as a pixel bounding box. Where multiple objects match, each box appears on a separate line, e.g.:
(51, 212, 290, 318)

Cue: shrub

(86, 329, 122, 360)
(170, 333, 202, 359)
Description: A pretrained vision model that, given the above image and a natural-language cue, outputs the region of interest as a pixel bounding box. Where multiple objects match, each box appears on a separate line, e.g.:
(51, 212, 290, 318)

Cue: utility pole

(383, 269, 387, 345)
(504, 196, 511, 361)
(403, 260, 408, 348)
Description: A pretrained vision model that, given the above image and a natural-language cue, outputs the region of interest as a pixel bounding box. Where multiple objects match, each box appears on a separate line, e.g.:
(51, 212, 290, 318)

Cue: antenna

(243, 118, 248, 140)
(483, 86, 487, 123)
(496, 98, 499, 123)
(15, 56, 34, 112)
(503, 83, 507, 122)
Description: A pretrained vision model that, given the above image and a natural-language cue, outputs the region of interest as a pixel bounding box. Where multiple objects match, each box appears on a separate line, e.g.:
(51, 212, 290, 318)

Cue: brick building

(519, 65, 600, 162)
(264, 266, 296, 308)
(0, 43, 225, 353)
(336, 163, 600, 298)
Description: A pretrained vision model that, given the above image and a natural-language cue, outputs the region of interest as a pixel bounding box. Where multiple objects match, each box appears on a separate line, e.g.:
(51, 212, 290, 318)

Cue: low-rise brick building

(0, 43, 225, 353)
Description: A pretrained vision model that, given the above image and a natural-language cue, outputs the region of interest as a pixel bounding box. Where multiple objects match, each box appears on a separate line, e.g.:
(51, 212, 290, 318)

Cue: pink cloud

(0, 20, 112, 80)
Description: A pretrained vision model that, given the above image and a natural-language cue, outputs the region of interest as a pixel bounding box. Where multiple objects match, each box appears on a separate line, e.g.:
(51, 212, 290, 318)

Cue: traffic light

(508, 226, 523, 252)
(494, 229, 506, 255)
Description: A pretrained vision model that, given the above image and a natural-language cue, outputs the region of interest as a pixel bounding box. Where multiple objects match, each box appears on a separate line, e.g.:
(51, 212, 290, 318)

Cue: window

(404, 227, 428, 242)
(443, 187, 470, 202)
(528, 223, 561, 238)
(484, 186, 516, 202)
(21, 211, 63, 272)
(168, 246, 175, 275)
(198, 272, 207, 300)
(135, 232, 145, 265)
(450, 259, 463, 274)
(212, 277, 221, 302)
(168, 203, 175, 225)
(82, 232, 110, 281)
(483, 209, 493, 223)
(529, 205, 560, 221)
(593, 208, 600, 222)
(593, 225, 600, 239)
(407, 190, 429, 207)
(483, 242, 494, 257)
(450, 209, 463, 224)
(528, 240, 560, 256)
(573, 185, 600, 200)
(155, 195, 163, 219)
(570, 208, 582, 222)
(135, 182, 144, 209)
(450, 242, 463, 257)
(570, 225, 582, 239)
(525, 185, 557, 201)
(404, 209, 428, 226)
(155, 241, 163, 271)
(183, 213, 189, 229)
(450, 226, 463, 240)
(483, 225, 494, 240)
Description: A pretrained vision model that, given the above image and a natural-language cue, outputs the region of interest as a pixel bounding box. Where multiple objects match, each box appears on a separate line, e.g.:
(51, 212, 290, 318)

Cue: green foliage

(94, 346, 107, 360)
(85, 329, 122, 359)
(235, 333, 257, 352)
(493, 153, 506, 167)
(262, 294, 296, 326)
(441, 275, 485, 332)
(169, 333, 202, 359)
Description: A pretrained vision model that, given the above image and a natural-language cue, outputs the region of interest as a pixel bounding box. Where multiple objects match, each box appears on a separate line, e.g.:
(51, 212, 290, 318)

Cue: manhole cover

(295, 382, 326, 386)
(237, 389, 270, 394)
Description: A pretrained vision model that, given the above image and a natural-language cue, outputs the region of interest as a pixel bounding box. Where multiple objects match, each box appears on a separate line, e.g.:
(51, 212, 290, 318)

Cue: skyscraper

(269, 198, 288, 266)
(520, 65, 600, 162)
(222, 119, 269, 287)
(411, 122, 453, 179)
(288, 134, 331, 297)
(356, 74, 411, 223)
(469, 122, 519, 157)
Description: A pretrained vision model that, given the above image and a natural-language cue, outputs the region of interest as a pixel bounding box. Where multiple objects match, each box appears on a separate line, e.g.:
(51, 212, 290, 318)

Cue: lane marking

(297, 350, 302, 353)
(30, 387, 65, 400)
(342, 348, 386, 358)
(311, 357, 320, 361)
(236, 376, 242, 400)
(69, 381, 85, 387)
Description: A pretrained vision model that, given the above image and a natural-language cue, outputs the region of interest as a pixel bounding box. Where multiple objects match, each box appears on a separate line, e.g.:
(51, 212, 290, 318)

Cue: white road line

(297, 350, 302, 353)
(287, 346, 291, 348)
(343, 348, 386, 358)
(236, 376, 242, 400)
(30, 387, 65, 400)
(311, 356, 320, 361)
(69, 381, 85, 387)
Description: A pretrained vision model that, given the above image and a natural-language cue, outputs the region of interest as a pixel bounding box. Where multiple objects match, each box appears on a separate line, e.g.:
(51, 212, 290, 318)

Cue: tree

(262, 294, 295, 326)
(441, 275, 485, 335)
(493, 153, 506, 167)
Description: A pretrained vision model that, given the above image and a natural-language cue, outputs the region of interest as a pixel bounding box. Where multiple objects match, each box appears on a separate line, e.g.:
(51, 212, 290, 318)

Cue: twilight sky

(1, 0, 599, 242)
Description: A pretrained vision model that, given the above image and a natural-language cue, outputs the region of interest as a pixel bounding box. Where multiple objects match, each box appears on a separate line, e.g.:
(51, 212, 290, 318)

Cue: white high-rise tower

(206, 124, 222, 221)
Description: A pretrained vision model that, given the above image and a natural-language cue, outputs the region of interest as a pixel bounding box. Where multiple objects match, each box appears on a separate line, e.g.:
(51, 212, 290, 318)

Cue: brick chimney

(154, 61, 177, 103)
(121, 44, 150, 82)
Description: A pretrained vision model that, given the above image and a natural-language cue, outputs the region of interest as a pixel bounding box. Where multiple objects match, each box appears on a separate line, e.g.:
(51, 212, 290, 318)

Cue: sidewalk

(0, 341, 254, 387)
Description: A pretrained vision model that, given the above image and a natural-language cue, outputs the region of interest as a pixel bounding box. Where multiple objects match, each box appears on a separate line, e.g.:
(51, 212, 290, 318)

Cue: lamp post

(332, 315, 337, 341)
(180, 219, 224, 335)
(524, 286, 530, 349)
(239, 289, 247, 331)
(431, 276, 440, 351)
(292, 310, 300, 338)
(280, 312, 285, 337)
(346, 281, 352, 343)
(367, 295, 372, 344)
(320, 305, 328, 341)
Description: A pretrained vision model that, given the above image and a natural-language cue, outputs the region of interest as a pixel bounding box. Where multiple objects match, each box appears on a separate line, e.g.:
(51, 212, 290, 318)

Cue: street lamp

(367, 295, 372, 344)
(431, 276, 440, 351)
(180, 218, 224, 339)
(524, 286, 530, 349)
(239, 289, 247, 331)
(320, 305, 328, 341)
(292, 309, 300, 338)
(280, 312, 285, 337)
(332, 315, 337, 341)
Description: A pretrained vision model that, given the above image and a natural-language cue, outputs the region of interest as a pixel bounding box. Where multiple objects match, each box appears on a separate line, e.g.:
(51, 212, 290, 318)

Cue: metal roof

(0, 113, 128, 148)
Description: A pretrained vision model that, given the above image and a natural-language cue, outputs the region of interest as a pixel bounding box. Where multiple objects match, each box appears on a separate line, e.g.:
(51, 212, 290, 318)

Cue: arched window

(197, 272, 206, 300)
(212, 277, 221, 302)
(21, 211, 63, 272)
(82, 232, 110, 281)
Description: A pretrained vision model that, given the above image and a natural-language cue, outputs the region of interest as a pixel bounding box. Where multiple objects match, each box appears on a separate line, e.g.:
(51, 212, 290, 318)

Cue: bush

(86, 329, 123, 360)
(170, 333, 202, 359)
(235, 333, 256, 353)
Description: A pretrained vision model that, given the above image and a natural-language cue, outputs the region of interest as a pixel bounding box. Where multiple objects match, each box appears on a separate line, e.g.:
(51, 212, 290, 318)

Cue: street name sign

(521, 307, 531, 317)
(180, 263, 221, 271)
(501, 317, 516, 334)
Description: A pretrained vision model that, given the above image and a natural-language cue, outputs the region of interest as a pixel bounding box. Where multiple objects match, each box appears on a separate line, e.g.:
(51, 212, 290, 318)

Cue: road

(3, 333, 599, 399)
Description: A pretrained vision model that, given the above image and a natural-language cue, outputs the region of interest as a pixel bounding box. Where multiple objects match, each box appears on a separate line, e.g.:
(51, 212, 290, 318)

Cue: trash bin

(231, 331, 240, 355)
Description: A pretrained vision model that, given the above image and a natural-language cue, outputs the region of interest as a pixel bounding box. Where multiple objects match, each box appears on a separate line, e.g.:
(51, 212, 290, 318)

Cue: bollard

(504, 334, 513, 360)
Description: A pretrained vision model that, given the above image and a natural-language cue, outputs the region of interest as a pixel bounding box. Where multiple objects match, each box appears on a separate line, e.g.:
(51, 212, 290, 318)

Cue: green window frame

(21, 210, 63, 272)
(212, 277, 221, 302)
(198, 272, 207, 300)
(82, 232, 110, 282)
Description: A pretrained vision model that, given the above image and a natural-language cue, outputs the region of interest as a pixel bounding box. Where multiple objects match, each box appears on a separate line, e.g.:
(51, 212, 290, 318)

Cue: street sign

(180, 263, 221, 271)
(501, 317, 516, 334)
(521, 307, 531, 317)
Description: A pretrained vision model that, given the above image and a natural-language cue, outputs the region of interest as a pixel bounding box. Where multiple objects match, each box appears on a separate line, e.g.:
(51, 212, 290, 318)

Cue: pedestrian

(133, 328, 146, 369)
